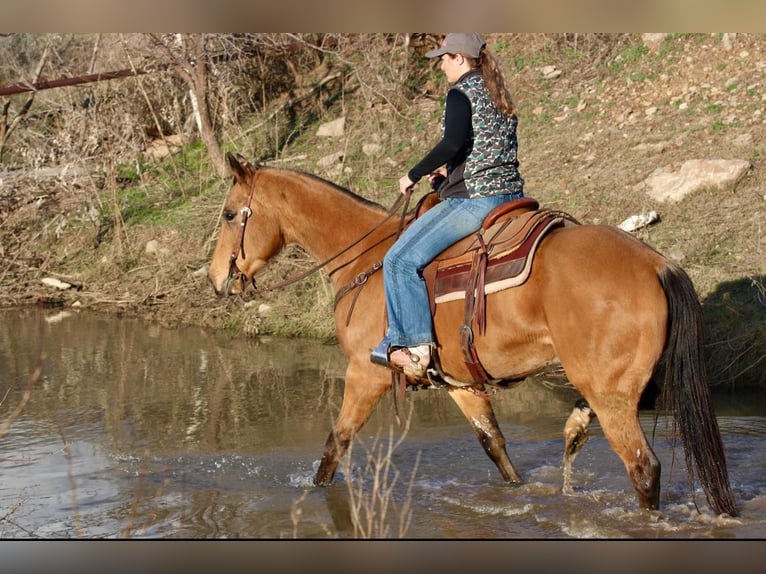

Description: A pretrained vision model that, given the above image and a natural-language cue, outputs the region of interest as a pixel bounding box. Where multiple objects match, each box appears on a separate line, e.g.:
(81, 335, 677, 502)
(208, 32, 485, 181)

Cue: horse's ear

(226, 152, 246, 182)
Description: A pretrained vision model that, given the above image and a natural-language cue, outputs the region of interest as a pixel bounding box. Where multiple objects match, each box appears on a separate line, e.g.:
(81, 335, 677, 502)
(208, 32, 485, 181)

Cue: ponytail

(467, 49, 515, 117)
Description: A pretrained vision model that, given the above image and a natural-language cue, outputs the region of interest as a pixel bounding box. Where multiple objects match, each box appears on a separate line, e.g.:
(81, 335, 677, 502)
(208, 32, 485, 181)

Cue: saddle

(420, 197, 579, 386)
(427, 199, 570, 304)
(367, 195, 579, 392)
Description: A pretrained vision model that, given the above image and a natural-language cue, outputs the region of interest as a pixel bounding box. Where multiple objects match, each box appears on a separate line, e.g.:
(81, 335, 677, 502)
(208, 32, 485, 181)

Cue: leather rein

(226, 171, 413, 309)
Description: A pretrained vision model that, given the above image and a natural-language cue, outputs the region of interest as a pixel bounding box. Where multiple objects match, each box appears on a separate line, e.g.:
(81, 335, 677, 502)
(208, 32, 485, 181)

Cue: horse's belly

(433, 287, 556, 382)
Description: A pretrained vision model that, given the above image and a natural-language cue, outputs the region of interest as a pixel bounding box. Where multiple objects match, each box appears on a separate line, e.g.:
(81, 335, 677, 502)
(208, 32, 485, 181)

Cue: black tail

(658, 263, 738, 516)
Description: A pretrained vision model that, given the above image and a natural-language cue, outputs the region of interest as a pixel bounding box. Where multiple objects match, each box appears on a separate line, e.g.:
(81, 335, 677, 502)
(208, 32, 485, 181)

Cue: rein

(226, 173, 413, 299)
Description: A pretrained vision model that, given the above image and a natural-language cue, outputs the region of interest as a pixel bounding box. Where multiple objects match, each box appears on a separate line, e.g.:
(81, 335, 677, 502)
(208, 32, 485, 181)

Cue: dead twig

(0, 44, 49, 161)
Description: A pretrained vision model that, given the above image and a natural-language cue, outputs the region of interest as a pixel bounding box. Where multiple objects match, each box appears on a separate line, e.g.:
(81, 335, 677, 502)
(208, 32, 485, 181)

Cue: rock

(642, 33, 668, 53)
(316, 117, 345, 137)
(145, 240, 169, 256)
(640, 159, 751, 203)
(540, 65, 561, 79)
(145, 134, 188, 160)
(42, 277, 73, 290)
(633, 141, 667, 153)
(618, 211, 659, 232)
(317, 151, 344, 169)
(362, 143, 382, 157)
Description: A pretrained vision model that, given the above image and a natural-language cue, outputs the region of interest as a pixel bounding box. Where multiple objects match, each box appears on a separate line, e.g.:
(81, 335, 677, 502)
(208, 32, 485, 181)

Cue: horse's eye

(223, 210, 237, 222)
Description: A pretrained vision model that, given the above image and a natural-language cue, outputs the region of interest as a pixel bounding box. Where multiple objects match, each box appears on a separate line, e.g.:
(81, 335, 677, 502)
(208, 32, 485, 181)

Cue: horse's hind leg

(314, 363, 391, 486)
(592, 400, 661, 510)
(447, 387, 522, 483)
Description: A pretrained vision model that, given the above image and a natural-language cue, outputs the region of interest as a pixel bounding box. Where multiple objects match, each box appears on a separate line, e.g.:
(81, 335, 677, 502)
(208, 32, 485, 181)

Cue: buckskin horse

(207, 152, 738, 516)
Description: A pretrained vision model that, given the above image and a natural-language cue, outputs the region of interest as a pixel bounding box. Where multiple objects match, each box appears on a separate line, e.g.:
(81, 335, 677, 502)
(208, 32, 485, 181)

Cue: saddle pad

(433, 210, 568, 304)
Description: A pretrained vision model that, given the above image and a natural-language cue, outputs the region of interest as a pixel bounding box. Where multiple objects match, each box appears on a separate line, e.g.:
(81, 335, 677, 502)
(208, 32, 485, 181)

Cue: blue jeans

(383, 193, 519, 348)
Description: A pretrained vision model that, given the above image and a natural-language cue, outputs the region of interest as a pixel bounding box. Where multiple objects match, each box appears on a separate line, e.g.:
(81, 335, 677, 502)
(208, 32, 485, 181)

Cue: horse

(207, 152, 738, 517)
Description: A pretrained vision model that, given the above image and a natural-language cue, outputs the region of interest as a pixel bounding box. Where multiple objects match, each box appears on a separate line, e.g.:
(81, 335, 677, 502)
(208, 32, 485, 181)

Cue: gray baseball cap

(425, 33, 486, 59)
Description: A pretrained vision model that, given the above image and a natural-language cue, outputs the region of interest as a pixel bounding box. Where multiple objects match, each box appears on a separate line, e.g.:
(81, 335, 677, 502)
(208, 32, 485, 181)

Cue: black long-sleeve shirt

(407, 88, 472, 184)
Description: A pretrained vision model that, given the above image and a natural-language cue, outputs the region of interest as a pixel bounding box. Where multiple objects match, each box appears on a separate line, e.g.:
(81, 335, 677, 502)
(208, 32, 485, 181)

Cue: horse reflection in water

(207, 153, 738, 517)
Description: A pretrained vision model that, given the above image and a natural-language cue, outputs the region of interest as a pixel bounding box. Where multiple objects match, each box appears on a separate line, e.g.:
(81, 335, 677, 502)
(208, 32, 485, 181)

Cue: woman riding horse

(378, 33, 525, 379)
(207, 152, 738, 517)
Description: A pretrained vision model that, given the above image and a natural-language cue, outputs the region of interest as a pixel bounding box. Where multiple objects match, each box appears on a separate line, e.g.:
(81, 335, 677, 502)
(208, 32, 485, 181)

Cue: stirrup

(370, 336, 392, 367)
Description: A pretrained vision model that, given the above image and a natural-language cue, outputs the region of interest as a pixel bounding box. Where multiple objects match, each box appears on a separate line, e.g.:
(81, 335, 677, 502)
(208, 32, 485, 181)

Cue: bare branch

(0, 44, 49, 160)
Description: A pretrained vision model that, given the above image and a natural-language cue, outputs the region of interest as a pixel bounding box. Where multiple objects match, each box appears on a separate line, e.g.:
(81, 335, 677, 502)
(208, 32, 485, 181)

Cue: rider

(374, 32, 525, 378)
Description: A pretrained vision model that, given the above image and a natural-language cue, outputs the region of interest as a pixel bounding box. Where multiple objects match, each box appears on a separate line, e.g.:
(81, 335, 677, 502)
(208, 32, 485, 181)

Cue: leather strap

(459, 232, 493, 385)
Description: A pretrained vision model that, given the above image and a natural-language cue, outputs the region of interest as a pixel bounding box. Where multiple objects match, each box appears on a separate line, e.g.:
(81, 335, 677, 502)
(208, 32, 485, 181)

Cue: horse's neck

(275, 172, 392, 268)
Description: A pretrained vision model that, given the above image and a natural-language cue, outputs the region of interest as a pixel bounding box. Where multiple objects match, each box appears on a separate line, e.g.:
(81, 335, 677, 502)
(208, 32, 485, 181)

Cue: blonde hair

(466, 49, 515, 117)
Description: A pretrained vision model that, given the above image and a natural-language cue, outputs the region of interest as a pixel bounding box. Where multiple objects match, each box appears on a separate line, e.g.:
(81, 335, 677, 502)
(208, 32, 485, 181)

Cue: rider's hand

(428, 168, 447, 191)
(399, 174, 415, 195)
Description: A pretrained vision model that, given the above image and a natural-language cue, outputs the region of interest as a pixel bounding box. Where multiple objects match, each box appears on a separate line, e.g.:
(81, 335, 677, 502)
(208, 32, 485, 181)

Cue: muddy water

(1, 308, 766, 539)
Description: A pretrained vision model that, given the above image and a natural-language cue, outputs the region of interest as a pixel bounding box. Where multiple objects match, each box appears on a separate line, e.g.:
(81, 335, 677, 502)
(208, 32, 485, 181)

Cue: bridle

(225, 170, 259, 295)
(223, 167, 415, 302)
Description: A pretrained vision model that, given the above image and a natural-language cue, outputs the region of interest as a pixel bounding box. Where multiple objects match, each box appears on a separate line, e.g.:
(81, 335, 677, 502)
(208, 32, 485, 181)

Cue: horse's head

(208, 152, 284, 296)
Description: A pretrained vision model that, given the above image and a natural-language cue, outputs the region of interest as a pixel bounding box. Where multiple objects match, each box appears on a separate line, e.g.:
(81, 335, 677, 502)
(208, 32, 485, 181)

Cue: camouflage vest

(449, 72, 524, 198)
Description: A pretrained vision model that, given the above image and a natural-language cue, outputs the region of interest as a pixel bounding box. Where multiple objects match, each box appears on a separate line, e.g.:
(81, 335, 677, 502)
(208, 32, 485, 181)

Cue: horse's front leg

(314, 362, 392, 486)
(447, 386, 522, 483)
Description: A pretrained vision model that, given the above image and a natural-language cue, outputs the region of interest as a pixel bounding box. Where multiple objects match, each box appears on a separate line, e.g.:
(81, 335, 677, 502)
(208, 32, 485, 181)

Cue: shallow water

(1, 308, 765, 539)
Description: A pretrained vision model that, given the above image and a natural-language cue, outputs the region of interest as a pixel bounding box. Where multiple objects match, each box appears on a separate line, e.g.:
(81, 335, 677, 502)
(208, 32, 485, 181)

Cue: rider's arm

(407, 89, 471, 183)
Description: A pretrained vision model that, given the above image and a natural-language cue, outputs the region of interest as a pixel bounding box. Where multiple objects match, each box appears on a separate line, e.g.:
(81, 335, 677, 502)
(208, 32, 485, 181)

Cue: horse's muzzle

(214, 271, 256, 297)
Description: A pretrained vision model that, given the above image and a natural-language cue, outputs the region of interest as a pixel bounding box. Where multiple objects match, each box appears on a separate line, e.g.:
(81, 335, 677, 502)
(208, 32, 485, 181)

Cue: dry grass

(289, 404, 419, 539)
(340, 414, 419, 538)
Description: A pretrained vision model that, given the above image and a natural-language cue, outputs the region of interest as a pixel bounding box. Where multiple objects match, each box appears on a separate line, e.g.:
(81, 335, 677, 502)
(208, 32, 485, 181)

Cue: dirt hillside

(1, 33, 764, 388)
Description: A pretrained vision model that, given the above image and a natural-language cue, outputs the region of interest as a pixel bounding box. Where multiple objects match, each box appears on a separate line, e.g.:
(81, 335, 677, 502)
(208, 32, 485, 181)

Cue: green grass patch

(511, 52, 549, 73)
(705, 103, 724, 114)
(607, 43, 649, 75)
(629, 71, 655, 82)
